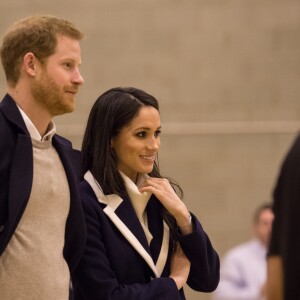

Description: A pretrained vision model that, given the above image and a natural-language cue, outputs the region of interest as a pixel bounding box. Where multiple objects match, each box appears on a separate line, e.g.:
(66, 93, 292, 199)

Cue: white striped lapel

(155, 220, 169, 277)
(84, 171, 159, 277)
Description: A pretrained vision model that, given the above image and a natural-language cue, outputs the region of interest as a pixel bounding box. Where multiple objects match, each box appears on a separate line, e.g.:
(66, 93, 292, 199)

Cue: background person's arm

(267, 256, 283, 300)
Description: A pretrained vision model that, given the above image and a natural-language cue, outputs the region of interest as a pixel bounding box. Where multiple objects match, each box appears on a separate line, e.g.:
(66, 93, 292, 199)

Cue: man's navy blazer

(0, 94, 86, 272)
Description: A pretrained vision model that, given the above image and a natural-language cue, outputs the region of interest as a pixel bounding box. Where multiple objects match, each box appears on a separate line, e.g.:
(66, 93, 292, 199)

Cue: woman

(73, 87, 220, 299)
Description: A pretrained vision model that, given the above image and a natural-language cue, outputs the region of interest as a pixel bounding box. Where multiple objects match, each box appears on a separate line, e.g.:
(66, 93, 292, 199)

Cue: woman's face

(111, 106, 161, 182)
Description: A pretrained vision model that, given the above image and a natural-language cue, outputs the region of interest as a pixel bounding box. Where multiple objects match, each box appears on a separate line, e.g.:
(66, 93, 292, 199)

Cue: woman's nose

(147, 137, 160, 150)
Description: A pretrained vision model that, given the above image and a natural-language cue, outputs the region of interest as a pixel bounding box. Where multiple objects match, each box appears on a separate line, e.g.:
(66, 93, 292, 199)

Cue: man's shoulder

(283, 132, 300, 164)
(53, 133, 72, 146)
(275, 132, 300, 181)
(53, 133, 80, 154)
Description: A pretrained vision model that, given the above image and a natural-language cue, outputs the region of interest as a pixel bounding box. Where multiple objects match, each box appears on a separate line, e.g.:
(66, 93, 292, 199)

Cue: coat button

(0, 225, 4, 232)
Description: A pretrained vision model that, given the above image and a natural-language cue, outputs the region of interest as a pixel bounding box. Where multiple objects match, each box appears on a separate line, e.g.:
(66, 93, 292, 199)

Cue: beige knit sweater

(0, 139, 70, 300)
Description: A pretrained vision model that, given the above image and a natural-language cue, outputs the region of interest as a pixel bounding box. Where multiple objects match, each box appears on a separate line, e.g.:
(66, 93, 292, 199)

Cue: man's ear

(23, 52, 37, 77)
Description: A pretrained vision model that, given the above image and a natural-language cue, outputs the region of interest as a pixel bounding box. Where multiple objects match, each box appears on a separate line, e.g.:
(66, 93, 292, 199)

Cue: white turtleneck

(119, 171, 153, 244)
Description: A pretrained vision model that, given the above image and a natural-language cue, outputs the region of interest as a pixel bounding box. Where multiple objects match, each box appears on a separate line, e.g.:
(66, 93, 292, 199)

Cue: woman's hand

(169, 243, 191, 290)
(139, 178, 193, 234)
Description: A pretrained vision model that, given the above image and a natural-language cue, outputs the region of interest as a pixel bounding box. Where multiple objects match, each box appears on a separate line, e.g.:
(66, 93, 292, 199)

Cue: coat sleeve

(175, 213, 220, 292)
(72, 185, 181, 300)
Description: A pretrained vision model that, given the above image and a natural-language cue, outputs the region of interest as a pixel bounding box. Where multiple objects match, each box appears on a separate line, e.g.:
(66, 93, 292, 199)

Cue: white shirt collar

(17, 105, 56, 141)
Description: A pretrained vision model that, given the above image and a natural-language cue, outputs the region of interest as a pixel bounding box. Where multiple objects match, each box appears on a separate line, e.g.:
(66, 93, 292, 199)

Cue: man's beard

(31, 72, 75, 117)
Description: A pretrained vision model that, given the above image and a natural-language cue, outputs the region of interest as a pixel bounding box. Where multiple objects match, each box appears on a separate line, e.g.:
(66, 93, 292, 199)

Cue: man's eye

(64, 62, 72, 68)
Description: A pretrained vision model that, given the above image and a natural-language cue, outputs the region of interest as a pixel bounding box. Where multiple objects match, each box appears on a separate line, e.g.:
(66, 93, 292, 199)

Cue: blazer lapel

(147, 202, 170, 277)
(113, 196, 151, 251)
(84, 171, 163, 277)
(52, 136, 86, 272)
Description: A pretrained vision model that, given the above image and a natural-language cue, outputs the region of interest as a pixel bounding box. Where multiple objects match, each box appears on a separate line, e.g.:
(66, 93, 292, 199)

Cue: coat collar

(84, 171, 169, 277)
(0, 94, 29, 135)
(1, 94, 56, 142)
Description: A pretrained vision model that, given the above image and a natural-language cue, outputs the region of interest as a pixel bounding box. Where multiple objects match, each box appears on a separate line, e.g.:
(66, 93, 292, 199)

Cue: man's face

(254, 208, 274, 247)
(31, 35, 84, 116)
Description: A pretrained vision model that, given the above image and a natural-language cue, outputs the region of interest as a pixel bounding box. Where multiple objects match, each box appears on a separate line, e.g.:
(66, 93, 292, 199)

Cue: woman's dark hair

(81, 87, 183, 233)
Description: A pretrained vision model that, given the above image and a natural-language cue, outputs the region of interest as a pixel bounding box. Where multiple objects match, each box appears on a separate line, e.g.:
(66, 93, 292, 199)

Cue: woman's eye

(137, 132, 146, 138)
(136, 130, 161, 138)
(154, 130, 161, 137)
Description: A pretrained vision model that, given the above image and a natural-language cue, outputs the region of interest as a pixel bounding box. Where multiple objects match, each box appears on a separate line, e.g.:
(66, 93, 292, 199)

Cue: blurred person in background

(0, 15, 86, 300)
(72, 87, 220, 300)
(212, 203, 274, 300)
(267, 134, 300, 300)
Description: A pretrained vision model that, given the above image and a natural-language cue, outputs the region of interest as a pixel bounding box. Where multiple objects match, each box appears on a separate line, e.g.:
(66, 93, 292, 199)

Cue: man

(212, 203, 274, 300)
(0, 15, 86, 299)
(267, 134, 300, 300)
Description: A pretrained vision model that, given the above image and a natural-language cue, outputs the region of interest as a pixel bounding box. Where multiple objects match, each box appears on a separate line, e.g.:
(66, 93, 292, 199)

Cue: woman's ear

(110, 139, 114, 148)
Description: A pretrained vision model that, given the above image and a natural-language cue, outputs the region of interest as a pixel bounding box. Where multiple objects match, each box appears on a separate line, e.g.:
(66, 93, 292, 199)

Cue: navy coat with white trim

(73, 171, 220, 300)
